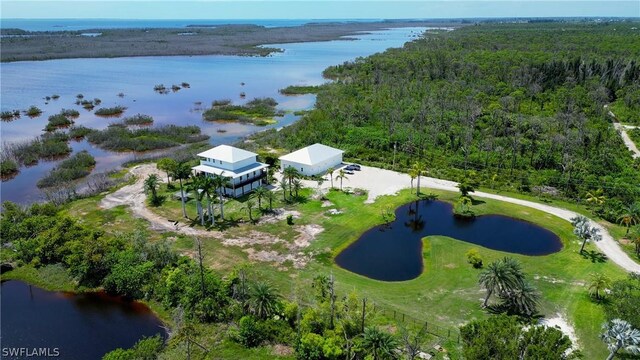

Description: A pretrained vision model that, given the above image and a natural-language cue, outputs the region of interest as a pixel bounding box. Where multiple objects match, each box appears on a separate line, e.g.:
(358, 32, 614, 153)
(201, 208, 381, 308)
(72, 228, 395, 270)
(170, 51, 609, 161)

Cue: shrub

(102, 335, 164, 360)
(25, 105, 42, 117)
(235, 315, 265, 347)
(0, 158, 19, 177)
(45, 114, 73, 131)
(122, 114, 153, 126)
(95, 106, 126, 116)
(60, 108, 80, 118)
(86, 125, 208, 152)
(466, 248, 483, 268)
(68, 126, 94, 139)
(1, 110, 20, 121)
(37, 150, 96, 188)
(287, 214, 294, 225)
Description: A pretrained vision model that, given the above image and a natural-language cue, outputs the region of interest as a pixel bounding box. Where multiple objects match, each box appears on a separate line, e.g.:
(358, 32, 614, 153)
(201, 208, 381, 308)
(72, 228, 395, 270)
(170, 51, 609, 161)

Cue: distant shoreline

(0, 20, 463, 62)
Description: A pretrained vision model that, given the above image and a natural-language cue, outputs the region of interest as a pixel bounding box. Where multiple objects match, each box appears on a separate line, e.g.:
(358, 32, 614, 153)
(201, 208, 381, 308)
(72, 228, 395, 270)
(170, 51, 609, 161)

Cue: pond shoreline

(1, 266, 173, 325)
(1, 20, 462, 62)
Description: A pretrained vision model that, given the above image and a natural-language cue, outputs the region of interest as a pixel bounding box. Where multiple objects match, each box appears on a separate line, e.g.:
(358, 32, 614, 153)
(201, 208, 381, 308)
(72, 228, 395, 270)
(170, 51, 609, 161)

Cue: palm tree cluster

(571, 215, 603, 254)
(478, 257, 540, 317)
(617, 203, 640, 236)
(282, 166, 304, 201)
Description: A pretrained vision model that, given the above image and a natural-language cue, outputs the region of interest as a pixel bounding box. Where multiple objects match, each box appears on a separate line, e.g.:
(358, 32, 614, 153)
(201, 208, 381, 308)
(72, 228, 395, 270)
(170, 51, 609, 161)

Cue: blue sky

(2, 1, 638, 19)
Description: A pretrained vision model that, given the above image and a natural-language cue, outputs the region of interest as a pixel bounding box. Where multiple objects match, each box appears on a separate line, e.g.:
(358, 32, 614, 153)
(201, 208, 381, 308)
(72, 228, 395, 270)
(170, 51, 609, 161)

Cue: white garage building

(279, 143, 344, 176)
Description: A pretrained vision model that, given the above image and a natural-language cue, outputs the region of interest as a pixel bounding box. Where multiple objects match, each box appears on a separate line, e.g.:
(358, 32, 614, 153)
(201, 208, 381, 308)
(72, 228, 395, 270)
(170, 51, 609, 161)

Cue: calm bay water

(1, 280, 166, 359)
(1, 18, 389, 32)
(0, 27, 425, 204)
(335, 199, 562, 281)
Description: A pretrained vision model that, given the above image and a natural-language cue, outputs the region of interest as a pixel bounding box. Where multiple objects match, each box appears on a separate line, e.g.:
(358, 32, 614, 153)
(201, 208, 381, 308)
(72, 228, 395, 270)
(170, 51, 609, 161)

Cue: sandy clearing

(540, 314, 579, 350)
(296, 164, 640, 273)
(100, 163, 222, 237)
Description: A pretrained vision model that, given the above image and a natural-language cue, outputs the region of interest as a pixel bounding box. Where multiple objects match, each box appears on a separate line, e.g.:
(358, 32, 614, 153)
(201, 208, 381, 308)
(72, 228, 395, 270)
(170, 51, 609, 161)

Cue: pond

(0, 280, 166, 359)
(335, 199, 562, 281)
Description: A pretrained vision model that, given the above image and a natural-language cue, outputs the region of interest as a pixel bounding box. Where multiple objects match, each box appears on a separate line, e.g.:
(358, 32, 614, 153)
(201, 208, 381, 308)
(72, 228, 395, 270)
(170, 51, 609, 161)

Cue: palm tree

(478, 258, 522, 307)
(571, 215, 603, 253)
(585, 188, 606, 207)
(200, 175, 216, 225)
(588, 273, 611, 301)
(408, 168, 418, 191)
(249, 282, 281, 320)
(362, 326, 398, 360)
(264, 190, 276, 212)
(174, 162, 192, 218)
(244, 199, 256, 222)
(601, 319, 640, 360)
(335, 169, 347, 191)
(253, 186, 268, 210)
(631, 226, 640, 257)
(411, 161, 425, 195)
(283, 166, 300, 197)
(499, 280, 539, 316)
(292, 179, 303, 198)
(211, 172, 232, 222)
(618, 203, 640, 236)
(279, 178, 288, 201)
(144, 174, 161, 205)
(187, 175, 207, 225)
(327, 167, 335, 188)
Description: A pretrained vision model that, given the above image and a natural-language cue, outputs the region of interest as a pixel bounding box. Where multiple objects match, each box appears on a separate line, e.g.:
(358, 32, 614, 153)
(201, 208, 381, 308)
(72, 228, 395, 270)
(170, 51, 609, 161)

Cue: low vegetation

(1, 110, 21, 121)
(0, 156, 19, 178)
(25, 105, 42, 117)
(279, 85, 321, 95)
(67, 125, 94, 140)
(203, 97, 281, 125)
(3, 132, 71, 166)
(37, 150, 96, 188)
(86, 125, 209, 151)
(45, 114, 73, 132)
(94, 106, 126, 117)
(122, 114, 153, 126)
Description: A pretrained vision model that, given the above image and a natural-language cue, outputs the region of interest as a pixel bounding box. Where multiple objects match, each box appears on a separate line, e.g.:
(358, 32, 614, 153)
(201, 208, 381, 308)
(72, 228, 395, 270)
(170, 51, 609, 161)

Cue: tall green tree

(211, 172, 232, 222)
(144, 174, 161, 206)
(618, 203, 640, 236)
(335, 169, 347, 191)
(157, 158, 177, 186)
(283, 166, 300, 197)
(173, 162, 192, 218)
(253, 186, 268, 210)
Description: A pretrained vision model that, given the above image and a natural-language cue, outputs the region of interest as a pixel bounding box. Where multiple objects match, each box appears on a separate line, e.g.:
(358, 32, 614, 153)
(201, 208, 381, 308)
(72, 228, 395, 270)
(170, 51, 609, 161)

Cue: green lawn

(147, 183, 629, 358)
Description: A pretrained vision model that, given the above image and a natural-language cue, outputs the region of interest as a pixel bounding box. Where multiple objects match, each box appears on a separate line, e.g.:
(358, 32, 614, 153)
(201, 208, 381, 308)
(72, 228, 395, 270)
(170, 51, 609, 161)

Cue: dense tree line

(252, 22, 640, 222)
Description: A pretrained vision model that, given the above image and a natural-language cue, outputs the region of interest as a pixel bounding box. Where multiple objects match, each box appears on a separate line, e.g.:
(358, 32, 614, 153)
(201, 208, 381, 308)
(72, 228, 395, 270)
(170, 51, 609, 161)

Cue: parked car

(345, 164, 361, 171)
(344, 170, 355, 175)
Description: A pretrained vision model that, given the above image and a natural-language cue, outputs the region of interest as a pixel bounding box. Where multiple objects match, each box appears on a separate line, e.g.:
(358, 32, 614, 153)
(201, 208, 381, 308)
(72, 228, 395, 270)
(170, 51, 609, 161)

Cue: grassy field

(140, 181, 630, 358)
(6, 168, 631, 357)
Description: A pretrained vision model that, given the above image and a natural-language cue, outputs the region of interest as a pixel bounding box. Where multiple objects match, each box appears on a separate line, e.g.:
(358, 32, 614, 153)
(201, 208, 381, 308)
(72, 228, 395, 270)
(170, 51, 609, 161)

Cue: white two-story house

(192, 145, 269, 198)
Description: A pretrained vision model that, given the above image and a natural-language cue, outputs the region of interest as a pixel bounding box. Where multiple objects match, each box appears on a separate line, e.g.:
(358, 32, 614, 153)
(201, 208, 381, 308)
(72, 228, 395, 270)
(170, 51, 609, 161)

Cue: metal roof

(278, 143, 343, 166)
(197, 145, 256, 163)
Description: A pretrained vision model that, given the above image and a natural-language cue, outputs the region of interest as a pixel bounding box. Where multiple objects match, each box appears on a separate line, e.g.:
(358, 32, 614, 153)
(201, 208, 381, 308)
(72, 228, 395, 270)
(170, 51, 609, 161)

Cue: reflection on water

(335, 199, 562, 281)
(0, 280, 165, 360)
(1, 27, 426, 204)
